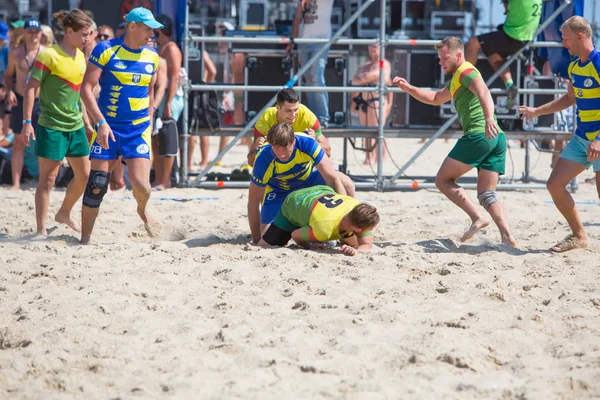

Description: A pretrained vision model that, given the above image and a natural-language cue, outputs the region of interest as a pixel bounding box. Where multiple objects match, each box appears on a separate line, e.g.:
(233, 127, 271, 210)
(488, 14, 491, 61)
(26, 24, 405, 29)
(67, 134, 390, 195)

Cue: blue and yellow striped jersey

(89, 37, 159, 132)
(251, 133, 325, 192)
(569, 48, 600, 140)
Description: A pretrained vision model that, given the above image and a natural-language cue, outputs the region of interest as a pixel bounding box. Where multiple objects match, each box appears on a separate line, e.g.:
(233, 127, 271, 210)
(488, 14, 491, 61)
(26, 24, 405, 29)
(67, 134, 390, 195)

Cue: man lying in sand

(248, 122, 353, 244)
(393, 36, 516, 247)
(258, 185, 379, 256)
(519, 16, 597, 253)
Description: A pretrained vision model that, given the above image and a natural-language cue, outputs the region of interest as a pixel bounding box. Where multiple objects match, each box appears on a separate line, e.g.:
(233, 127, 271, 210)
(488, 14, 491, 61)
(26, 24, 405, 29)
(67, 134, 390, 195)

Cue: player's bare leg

(435, 157, 490, 242)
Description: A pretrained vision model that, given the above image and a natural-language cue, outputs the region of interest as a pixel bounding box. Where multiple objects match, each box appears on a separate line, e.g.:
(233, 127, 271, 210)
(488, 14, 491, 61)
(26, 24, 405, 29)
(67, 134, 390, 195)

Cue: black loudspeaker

(473, 56, 521, 119)
(392, 50, 444, 127)
(246, 55, 293, 116)
(295, 53, 347, 124)
(389, 0, 426, 37)
(187, 25, 207, 85)
(323, 54, 346, 123)
(391, 50, 408, 127)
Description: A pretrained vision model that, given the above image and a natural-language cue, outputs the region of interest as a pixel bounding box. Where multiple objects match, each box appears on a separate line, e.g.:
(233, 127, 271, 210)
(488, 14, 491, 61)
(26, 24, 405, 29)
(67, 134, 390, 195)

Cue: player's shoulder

(298, 103, 316, 117)
(294, 132, 316, 144)
(256, 144, 275, 162)
(37, 44, 58, 59)
(590, 49, 600, 70)
(142, 45, 159, 56)
(96, 37, 121, 53)
(258, 107, 278, 124)
(261, 106, 278, 118)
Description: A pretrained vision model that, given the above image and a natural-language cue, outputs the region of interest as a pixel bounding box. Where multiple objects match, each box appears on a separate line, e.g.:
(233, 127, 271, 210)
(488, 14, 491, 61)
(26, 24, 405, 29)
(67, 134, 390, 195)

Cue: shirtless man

(4, 18, 45, 190)
(152, 14, 183, 191)
(351, 43, 393, 164)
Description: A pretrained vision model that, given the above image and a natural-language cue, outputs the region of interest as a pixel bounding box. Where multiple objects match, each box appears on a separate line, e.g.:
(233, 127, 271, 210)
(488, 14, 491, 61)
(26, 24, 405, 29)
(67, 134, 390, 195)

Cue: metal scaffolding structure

(181, 0, 576, 191)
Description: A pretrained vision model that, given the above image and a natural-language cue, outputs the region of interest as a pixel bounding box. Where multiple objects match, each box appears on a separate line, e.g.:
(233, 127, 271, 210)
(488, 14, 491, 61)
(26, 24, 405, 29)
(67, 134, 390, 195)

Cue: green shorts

(35, 124, 90, 161)
(448, 132, 506, 174)
(272, 210, 300, 232)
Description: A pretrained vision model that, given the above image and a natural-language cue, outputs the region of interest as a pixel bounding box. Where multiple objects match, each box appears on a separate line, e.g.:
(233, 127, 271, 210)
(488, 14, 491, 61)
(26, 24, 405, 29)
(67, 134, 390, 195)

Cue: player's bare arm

(248, 182, 266, 244)
(468, 76, 500, 139)
(315, 156, 346, 196)
(393, 76, 452, 106)
(81, 62, 114, 149)
(518, 80, 576, 121)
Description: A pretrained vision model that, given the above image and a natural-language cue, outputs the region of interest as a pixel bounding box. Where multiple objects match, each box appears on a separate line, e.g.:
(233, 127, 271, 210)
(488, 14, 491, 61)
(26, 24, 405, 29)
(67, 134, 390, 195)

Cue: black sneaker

(320, 120, 329, 129)
(506, 85, 518, 110)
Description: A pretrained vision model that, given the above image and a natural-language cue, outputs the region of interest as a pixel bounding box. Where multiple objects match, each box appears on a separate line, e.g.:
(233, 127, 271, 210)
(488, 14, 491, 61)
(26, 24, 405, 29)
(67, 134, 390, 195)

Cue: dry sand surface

(1, 138, 599, 399)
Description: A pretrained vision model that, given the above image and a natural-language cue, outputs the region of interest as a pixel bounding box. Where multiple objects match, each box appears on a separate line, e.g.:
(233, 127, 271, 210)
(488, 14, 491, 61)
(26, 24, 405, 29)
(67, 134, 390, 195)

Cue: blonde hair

(41, 24, 54, 46)
(561, 16, 592, 39)
(434, 36, 464, 52)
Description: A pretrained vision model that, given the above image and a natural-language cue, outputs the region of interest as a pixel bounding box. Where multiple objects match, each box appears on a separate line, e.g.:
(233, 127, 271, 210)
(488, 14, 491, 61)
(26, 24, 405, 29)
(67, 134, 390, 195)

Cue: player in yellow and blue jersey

(248, 123, 349, 244)
(519, 16, 599, 252)
(80, 7, 163, 244)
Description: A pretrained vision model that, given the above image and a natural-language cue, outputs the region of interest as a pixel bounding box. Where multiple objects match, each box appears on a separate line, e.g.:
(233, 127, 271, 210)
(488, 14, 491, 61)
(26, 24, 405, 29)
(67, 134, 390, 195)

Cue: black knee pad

(262, 224, 293, 246)
(158, 119, 179, 157)
(83, 170, 110, 208)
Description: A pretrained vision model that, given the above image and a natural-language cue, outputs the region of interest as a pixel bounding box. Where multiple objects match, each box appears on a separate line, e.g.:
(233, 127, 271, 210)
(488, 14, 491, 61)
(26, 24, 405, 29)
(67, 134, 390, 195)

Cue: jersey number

(318, 194, 343, 209)
(532, 4, 540, 17)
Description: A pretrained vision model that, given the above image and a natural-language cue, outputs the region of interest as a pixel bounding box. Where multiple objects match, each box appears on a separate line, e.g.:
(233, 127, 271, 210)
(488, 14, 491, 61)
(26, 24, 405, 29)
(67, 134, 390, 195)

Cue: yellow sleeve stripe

(97, 46, 121, 66)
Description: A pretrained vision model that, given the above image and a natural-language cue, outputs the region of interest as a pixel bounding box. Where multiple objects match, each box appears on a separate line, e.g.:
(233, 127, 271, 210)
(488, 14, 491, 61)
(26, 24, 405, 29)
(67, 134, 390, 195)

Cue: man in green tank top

(393, 37, 516, 248)
(465, 0, 542, 109)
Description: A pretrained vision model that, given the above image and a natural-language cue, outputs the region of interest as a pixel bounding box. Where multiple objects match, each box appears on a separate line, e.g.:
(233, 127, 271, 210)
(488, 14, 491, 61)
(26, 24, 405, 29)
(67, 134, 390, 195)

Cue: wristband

(22, 119, 32, 125)
(95, 119, 106, 131)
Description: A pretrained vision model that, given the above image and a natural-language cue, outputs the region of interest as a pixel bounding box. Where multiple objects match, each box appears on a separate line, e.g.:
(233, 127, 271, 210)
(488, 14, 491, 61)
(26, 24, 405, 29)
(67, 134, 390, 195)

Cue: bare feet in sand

(502, 233, 517, 248)
(80, 234, 91, 245)
(144, 220, 161, 237)
(551, 235, 588, 253)
(137, 207, 161, 237)
(460, 217, 490, 242)
(55, 211, 81, 232)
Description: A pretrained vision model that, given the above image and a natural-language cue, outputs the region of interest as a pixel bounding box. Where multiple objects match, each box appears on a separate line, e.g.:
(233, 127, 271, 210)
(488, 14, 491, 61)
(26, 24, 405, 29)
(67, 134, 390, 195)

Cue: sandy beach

(1, 137, 599, 399)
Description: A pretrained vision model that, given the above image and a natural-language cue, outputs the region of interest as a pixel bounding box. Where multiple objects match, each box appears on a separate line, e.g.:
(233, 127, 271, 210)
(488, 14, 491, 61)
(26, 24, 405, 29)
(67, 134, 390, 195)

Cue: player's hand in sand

(340, 244, 358, 256)
(485, 117, 500, 139)
(392, 76, 413, 93)
(518, 105, 539, 122)
(95, 122, 115, 150)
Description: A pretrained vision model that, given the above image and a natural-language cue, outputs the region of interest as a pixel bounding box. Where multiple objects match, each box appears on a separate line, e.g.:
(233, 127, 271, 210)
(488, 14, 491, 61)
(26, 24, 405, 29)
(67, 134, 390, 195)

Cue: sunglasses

(98, 34, 110, 40)
(153, 29, 161, 37)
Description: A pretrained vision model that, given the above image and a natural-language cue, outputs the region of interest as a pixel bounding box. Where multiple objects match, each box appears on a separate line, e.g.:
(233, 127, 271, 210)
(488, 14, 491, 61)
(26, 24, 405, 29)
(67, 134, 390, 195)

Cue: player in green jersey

(393, 37, 516, 247)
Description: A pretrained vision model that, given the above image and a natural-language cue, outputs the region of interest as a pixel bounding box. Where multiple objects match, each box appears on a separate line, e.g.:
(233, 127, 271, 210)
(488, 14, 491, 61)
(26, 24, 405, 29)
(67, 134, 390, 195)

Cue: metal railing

(181, 0, 575, 191)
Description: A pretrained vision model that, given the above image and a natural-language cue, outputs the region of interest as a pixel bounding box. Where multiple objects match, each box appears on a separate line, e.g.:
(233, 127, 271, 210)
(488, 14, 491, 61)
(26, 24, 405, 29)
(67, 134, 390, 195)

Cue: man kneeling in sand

(258, 185, 379, 256)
